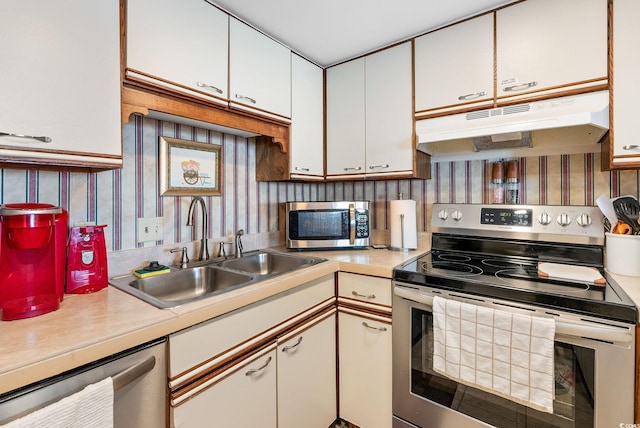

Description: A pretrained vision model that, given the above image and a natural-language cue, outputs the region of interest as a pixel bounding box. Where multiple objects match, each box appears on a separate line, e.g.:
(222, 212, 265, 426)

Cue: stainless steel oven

(392, 204, 637, 428)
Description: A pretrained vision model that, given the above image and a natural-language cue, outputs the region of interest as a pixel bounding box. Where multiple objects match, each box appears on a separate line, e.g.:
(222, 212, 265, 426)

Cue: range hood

(416, 91, 609, 161)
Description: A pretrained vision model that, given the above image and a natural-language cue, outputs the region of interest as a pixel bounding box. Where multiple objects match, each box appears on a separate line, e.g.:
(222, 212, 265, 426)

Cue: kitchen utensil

(612, 196, 640, 234)
(596, 194, 618, 227)
(613, 221, 632, 235)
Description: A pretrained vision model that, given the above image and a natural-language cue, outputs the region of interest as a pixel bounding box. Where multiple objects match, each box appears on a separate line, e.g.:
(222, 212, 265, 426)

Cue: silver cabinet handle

(343, 166, 362, 171)
(352, 290, 376, 299)
(281, 336, 303, 352)
(362, 321, 387, 332)
(294, 166, 310, 172)
(235, 94, 257, 104)
(0, 132, 51, 143)
(196, 81, 223, 94)
(503, 81, 538, 92)
(623, 145, 640, 150)
(458, 91, 487, 101)
(245, 356, 272, 376)
(369, 164, 389, 170)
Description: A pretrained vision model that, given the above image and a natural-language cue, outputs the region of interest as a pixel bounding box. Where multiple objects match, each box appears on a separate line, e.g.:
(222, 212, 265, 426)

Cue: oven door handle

(393, 286, 634, 344)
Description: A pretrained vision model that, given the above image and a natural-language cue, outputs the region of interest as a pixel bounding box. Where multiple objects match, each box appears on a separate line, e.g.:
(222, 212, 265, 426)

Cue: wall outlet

(137, 217, 164, 243)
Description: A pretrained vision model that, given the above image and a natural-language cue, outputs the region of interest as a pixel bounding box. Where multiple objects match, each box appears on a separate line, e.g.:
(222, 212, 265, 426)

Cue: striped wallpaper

(0, 115, 638, 253)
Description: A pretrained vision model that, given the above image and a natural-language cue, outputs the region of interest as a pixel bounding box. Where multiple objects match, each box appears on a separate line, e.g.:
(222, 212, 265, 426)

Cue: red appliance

(66, 225, 108, 294)
(0, 203, 68, 321)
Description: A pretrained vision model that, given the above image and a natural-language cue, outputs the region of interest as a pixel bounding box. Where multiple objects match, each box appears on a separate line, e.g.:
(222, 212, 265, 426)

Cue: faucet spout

(234, 229, 244, 258)
(187, 196, 210, 261)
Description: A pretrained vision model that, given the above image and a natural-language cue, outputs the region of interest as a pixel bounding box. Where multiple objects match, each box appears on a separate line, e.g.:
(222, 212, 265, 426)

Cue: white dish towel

(1, 377, 114, 428)
(432, 296, 555, 413)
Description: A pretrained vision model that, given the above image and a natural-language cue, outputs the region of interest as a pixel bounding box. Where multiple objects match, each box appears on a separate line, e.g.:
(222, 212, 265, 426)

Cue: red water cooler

(0, 204, 68, 321)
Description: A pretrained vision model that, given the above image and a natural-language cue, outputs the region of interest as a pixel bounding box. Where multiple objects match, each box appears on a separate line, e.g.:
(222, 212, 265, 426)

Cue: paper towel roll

(390, 199, 417, 250)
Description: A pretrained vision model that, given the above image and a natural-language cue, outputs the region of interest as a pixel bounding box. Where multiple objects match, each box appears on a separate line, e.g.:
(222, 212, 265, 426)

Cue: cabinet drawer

(169, 274, 334, 380)
(338, 272, 391, 308)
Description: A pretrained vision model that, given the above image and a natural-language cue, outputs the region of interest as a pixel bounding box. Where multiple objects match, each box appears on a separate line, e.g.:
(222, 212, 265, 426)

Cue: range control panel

(432, 204, 604, 244)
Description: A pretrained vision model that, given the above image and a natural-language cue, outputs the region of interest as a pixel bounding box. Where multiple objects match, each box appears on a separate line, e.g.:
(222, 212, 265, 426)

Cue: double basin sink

(109, 251, 326, 309)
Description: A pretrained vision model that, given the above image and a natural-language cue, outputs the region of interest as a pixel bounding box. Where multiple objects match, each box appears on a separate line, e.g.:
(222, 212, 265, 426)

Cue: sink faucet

(187, 196, 210, 261)
(234, 229, 244, 258)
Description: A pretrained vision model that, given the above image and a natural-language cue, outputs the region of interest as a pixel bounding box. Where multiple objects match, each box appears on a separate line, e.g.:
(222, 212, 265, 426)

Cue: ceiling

(210, 0, 519, 67)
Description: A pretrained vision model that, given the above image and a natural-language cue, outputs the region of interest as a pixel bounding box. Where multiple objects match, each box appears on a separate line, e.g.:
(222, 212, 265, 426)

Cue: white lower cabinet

(168, 275, 336, 427)
(173, 345, 278, 428)
(338, 309, 392, 428)
(277, 311, 337, 428)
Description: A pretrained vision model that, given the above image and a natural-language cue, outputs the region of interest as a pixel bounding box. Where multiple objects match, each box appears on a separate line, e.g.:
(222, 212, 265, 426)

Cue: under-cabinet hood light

(416, 91, 609, 159)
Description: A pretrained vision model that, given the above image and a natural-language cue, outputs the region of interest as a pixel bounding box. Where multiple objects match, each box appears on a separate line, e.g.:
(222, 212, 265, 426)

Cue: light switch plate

(137, 217, 164, 243)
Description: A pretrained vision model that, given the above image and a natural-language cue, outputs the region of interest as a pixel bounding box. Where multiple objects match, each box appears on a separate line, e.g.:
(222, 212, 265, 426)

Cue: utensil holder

(605, 232, 640, 277)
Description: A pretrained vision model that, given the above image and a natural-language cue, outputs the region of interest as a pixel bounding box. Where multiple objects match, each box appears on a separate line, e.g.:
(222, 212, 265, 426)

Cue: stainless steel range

(392, 204, 637, 428)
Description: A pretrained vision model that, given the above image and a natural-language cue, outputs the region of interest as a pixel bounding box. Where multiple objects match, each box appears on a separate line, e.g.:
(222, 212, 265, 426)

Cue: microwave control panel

(356, 210, 370, 237)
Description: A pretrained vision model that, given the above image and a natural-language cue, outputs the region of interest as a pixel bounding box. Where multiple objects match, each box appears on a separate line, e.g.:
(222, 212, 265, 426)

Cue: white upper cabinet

(126, 0, 229, 105)
(607, 0, 640, 168)
(229, 18, 291, 120)
(415, 13, 494, 115)
(327, 42, 416, 178)
(365, 42, 414, 176)
(0, 0, 121, 170)
(290, 55, 325, 179)
(496, 0, 607, 101)
(326, 58, 366, 176)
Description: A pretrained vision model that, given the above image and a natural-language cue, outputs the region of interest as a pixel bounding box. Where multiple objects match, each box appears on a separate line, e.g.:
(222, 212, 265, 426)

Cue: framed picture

(159, 137, 222, 196)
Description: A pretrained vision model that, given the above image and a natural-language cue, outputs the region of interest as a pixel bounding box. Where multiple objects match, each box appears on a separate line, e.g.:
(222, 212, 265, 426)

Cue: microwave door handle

(349, 204, 356, 245)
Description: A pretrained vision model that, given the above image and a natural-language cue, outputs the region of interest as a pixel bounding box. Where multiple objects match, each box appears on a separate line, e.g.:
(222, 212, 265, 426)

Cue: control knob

(556, 212, 571, 227)
(451, 209, 463, 222)
(438, 209, 448, 220)
(537, 212, 552, 226)
(576, 213, 592, 228)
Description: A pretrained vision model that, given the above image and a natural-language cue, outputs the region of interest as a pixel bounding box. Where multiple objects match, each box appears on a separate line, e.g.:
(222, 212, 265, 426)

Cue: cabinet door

(496, 0, 607, 100)
(365, 42, 414, 175)
(229, 18, 291, 119)
(326, 58, 366, 177)
(415, 14, 494, 115)
(290, 54, 325, 178)
(277, 312, 337, 428)
(126, 0, 228, 104)
(172, 346, 277, 428)
(0, 0, 121, 168)
(338, 310, 392, 428)
(610, 0, 640, 167)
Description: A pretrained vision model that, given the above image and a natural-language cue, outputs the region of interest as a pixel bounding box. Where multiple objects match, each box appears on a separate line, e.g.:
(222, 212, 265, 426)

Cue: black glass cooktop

(393, 235, 637, 323)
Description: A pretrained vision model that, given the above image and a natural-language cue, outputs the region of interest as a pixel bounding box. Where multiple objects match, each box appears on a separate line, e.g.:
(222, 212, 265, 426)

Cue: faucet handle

(217, 241, 232, 258)
(170, 247, 189, 269)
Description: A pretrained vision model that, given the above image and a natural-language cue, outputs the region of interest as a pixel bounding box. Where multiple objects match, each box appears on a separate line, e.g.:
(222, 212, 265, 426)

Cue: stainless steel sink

(110, 266, 255, 309)
(219, 251, 324, 276)
(109, 251, 325, 309)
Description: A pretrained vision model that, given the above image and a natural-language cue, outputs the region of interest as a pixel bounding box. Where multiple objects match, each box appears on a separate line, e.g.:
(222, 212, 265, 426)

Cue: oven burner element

(437, 253, 472, 262)
(424, 261, 483, 277)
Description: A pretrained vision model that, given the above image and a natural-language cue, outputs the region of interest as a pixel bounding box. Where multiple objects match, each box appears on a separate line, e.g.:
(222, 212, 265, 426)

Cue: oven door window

(411, 308, 594, 427)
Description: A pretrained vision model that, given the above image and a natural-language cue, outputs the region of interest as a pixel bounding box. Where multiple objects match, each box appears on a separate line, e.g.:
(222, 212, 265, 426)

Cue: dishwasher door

(0, 337, 167, 427)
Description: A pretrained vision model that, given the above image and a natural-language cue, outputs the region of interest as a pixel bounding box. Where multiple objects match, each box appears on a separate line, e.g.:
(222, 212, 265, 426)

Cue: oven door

(392, 284, 635, 428)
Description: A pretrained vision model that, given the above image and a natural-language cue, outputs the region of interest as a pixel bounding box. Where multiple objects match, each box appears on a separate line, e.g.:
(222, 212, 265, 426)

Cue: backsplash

(1, 115, 638, 254)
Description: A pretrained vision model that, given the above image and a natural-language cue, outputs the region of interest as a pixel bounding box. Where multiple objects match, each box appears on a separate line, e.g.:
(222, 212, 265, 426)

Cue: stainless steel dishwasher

(0, 337, 167, 427)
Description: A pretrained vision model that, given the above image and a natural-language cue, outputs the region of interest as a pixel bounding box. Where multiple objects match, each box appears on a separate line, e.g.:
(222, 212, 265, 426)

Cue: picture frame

(159, 136, 222, 196)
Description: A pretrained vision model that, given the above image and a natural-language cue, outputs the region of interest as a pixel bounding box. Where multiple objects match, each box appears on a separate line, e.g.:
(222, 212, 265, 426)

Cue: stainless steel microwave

(286, 201, 370, 250)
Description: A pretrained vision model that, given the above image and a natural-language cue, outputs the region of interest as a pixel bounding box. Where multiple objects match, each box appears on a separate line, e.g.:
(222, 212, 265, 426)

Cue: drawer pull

(502, 81, 538, 92)
(245, 356, 272, 376)
(294, 166, 310, 172)
(458, 91, 487, 101)
(362, 321, 387, 332)
(352, 290, 376, 300)
(196, 81, 223, 94)
(623, 145, 639, 150)
(235, 94, 257, 104)
(343, 166, 362, 171)
(0, 132, 51, 143)
(369, 164, 389, 170)
(281, 336, 303, 352)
